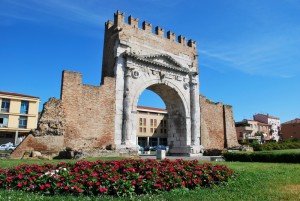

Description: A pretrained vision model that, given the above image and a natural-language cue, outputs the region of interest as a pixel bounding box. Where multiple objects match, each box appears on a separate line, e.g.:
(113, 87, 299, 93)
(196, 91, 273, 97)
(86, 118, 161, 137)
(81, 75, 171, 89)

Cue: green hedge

(223, 152, 300, 163)
(253, 140, 300, 151)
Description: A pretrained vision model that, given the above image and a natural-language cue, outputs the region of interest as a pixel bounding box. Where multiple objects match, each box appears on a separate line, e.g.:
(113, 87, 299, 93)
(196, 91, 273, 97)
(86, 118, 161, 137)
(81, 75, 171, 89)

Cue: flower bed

(0, 159, 234, 197)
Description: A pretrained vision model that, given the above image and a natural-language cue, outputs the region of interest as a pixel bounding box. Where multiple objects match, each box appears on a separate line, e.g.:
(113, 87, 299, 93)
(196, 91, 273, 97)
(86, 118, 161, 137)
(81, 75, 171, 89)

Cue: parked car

(144, 146, 153, 151)
(152, 145, 168, 151)
(0, 142, 14, 151)
(6, 145, 16, 151)
(138, 145, 144, 152)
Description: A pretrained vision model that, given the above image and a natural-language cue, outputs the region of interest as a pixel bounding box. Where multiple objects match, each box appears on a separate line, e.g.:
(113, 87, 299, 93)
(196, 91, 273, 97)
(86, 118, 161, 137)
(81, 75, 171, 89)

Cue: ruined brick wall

(200, 95, 239, 149)
(33, 97, 65, 136)
(224, 105, 240, 147)
(61, 71, 116, 150)
(10, 134, 64, 159)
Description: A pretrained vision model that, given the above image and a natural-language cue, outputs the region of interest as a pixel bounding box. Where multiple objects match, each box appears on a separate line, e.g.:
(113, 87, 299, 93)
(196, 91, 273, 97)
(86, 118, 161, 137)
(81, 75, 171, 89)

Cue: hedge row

(223, 152, 300, 163)
(253, 140, 300, 151)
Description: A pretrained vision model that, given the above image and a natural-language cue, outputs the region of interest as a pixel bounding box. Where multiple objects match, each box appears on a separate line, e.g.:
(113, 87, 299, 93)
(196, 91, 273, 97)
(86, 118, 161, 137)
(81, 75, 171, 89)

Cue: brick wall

(10, 134, 64, 159)
(61, 71, 116, 150)
(200, 95, 239, 149)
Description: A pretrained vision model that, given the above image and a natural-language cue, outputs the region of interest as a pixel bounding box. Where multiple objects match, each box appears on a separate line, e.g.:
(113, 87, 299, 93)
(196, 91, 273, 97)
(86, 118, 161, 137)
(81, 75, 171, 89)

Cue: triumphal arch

(102, 11, 202, 154)
(10, 11, 240, 159)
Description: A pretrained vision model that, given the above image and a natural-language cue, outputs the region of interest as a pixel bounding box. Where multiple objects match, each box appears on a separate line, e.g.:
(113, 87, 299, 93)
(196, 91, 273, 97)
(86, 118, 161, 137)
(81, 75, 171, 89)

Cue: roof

(137, 106, 167, 113)
(282, 118, 300, 125)
(235, 119, 270, 126)
(254, 113, 280, 120)
(0, 91, 39, 99)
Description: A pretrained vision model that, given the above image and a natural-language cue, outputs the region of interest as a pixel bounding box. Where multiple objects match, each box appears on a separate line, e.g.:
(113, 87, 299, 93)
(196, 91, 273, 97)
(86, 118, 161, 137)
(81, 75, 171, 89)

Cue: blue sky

(1, 0, 300, 123)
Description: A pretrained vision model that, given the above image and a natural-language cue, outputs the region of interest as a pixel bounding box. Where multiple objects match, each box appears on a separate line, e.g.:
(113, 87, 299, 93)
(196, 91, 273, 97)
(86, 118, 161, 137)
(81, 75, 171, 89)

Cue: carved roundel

(183, 82, 189, 90)
(132, 70, 140, 79)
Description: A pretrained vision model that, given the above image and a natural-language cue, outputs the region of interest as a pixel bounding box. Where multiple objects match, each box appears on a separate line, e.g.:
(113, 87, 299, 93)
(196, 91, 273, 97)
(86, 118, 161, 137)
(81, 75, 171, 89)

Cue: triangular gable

(124, 52, 189, 73)
(141, 54, 182, 68)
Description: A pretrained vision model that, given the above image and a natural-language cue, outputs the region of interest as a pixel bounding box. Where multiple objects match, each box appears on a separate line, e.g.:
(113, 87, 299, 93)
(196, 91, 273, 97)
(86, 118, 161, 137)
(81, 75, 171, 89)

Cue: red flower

(45, 183, 50, 188)
(64, 186, 69, 190)
(99, 187, 108, 193)
(17, 183, 22, 188)
(40, 185, 45, 190)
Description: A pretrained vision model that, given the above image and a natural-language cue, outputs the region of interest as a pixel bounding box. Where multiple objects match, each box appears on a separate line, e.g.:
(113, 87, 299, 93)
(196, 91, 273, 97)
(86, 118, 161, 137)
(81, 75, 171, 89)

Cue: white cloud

(0, 0, 108, 26)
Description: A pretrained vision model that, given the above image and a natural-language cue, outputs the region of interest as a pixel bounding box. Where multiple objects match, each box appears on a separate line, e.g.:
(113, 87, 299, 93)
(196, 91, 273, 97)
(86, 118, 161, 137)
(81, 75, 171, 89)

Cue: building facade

(136, 106, 168, 148)
(0, 91, 40, 144)
(281, 118, 300, 140)
(235, 119, 270, 143)
(253, 114, 281, 141)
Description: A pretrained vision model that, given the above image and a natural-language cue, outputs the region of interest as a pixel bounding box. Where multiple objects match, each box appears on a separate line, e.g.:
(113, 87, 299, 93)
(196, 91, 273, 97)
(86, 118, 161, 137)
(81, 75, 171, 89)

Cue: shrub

(203, 149, 223, 156)
(253, 140, 300, 151)
(0, 159, 234, 197)
(223, 152, 300, 163)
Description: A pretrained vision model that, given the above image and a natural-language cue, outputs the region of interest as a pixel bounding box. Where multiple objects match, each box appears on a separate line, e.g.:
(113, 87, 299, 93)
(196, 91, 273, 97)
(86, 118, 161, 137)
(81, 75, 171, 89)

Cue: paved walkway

(139, 154, 216, 161)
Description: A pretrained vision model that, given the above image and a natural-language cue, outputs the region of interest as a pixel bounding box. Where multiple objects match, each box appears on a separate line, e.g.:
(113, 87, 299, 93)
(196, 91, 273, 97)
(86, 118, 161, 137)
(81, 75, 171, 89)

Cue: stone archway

(114, 52, 201, 155)
(100, 11, 202, 155)
(133, 83, 189, 154)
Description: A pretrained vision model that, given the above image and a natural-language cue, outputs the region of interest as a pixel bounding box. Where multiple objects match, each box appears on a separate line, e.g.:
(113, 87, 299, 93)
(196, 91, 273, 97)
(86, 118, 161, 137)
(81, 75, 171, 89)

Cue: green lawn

(0, 158, 300, 201)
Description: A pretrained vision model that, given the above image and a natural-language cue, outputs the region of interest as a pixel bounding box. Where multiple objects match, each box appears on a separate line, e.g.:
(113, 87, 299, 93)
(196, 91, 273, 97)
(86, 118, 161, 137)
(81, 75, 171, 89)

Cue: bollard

(156, 150, 166, 160)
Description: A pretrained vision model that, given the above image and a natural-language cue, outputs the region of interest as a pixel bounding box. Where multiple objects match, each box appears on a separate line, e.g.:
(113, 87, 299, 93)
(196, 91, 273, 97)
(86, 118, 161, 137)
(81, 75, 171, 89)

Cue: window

(150, 128, 154, 133)
(149, 138, 158, 146)
(0, 114, 8, 128)
(19, 116, 27, 128)
(20, 101, 29, 114)
(160, 138, 167, 146)
(239, 132, 243, 137)
(1, 99, 10, 112)
(139, 118, 143, 126)
(139, 127, 143, 132)
(143, 118, 146, 126)
(150, 119, 153, 126)
(154, 119, 157, 126)
(143, 128, 146, 133)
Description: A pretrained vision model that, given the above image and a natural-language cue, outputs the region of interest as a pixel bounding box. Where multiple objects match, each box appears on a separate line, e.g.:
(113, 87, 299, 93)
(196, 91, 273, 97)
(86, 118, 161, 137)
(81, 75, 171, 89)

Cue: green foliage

(1, 161, 300, 200)
(254, 131, 263, 137)
(223, 151, 300, 163)
(203, 149, 223, 156)
(0, 159, 234, 197)
(253, 140, 300, 151)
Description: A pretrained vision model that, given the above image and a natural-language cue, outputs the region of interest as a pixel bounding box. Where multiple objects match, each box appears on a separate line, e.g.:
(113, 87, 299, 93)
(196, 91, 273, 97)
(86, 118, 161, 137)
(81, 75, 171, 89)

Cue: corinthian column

(189, 72, 200, 147)
(121, 66, 133, 145)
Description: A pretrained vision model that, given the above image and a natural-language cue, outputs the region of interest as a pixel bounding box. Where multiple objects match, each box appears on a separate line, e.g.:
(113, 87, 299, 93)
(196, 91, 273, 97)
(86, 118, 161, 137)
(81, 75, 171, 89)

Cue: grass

(0, 158, 300, 201)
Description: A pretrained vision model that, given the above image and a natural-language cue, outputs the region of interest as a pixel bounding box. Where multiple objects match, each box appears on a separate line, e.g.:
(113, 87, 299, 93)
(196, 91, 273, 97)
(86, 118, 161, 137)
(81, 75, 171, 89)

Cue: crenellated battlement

(106, 10, 196, 49)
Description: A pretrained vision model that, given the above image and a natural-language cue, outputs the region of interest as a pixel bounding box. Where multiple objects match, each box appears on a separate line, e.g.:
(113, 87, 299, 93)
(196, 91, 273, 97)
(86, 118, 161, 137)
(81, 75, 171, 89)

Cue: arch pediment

(124, 52, 189, 73)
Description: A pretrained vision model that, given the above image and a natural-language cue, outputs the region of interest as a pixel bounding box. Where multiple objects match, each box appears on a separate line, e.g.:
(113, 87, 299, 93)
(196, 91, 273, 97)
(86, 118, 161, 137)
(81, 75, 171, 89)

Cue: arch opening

(134, 83, 188, 152)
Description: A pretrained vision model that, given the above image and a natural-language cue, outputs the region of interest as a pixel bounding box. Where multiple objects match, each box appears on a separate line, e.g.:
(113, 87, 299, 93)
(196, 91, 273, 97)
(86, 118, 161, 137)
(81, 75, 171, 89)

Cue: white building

(253, 114, 281, 141)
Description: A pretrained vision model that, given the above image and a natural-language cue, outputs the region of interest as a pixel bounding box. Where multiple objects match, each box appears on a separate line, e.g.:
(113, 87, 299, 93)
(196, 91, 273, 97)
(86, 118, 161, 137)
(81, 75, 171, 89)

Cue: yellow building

(0, 91, 40, 145)
(137, 106, 168, 148)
